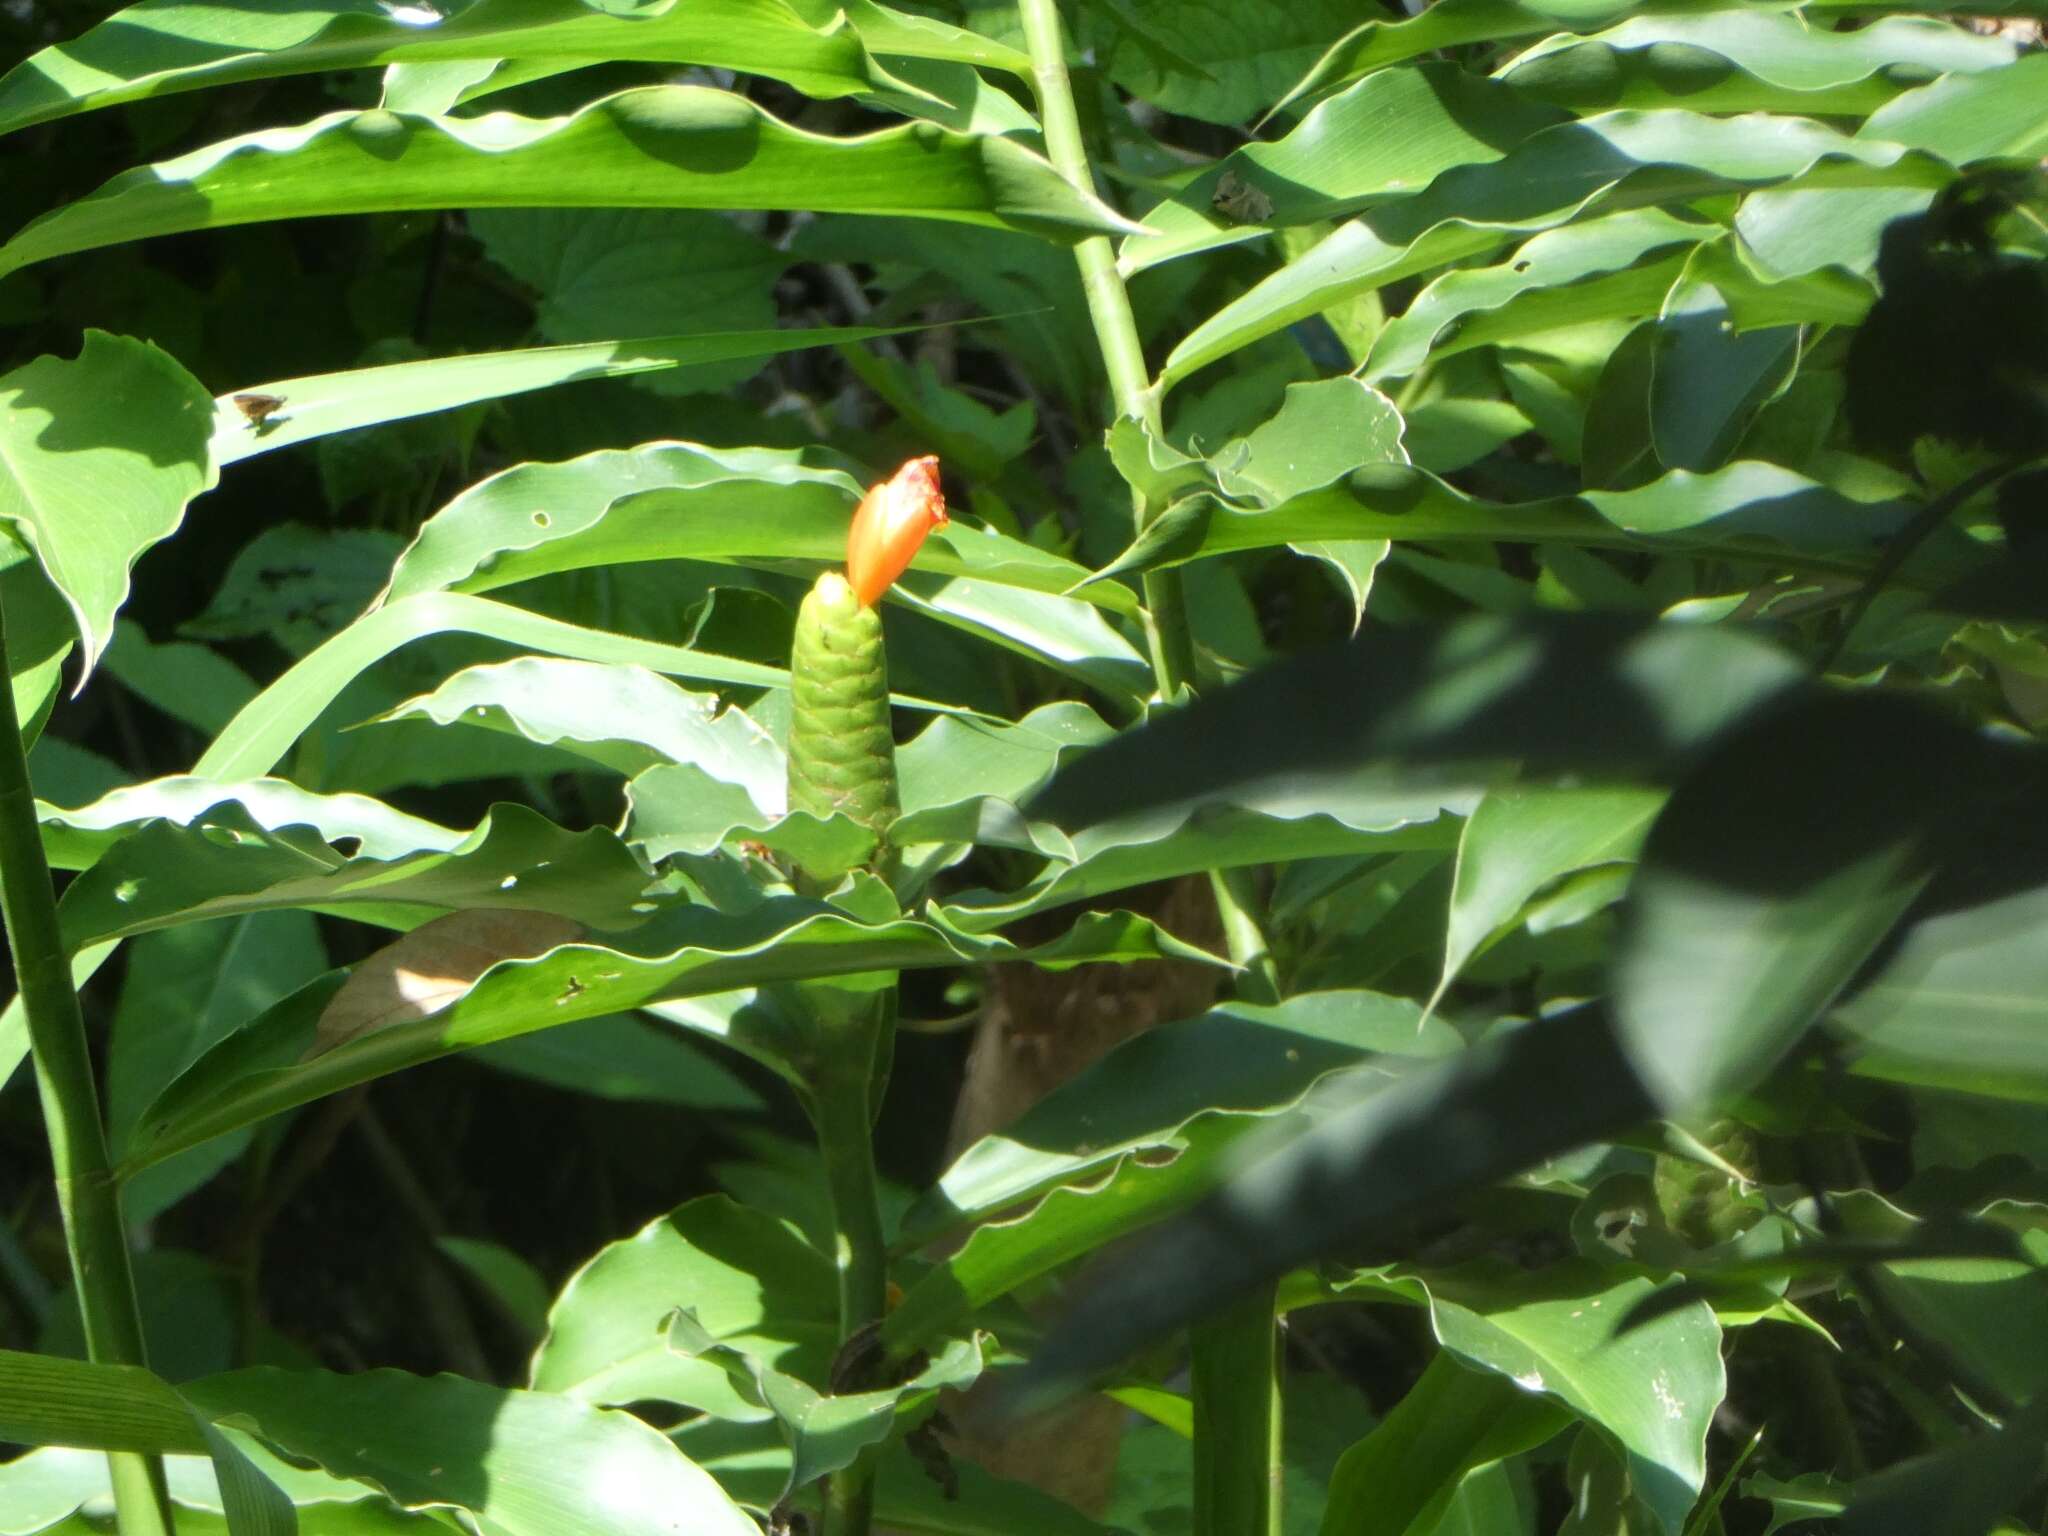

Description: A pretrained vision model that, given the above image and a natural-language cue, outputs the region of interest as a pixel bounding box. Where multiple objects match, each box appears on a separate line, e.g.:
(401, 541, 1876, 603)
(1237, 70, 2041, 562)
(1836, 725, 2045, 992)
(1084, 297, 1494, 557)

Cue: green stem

(1019, 15, 1289, 1527)
(0, 595, 173, 1536)
(1018, 0, 1197, 699)
(808, 990, 892, 1536)
(1189, 1279, 1285, 1536)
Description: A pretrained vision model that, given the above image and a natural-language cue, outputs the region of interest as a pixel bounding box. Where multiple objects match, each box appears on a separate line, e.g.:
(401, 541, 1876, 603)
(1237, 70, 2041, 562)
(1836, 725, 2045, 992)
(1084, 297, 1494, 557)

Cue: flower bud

(846, 455, 947, 607)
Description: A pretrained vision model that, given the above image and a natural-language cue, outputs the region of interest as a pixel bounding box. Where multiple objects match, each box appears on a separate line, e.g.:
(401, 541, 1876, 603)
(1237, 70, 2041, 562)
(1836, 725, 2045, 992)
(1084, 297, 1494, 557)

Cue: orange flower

(846, 455, 947, 607)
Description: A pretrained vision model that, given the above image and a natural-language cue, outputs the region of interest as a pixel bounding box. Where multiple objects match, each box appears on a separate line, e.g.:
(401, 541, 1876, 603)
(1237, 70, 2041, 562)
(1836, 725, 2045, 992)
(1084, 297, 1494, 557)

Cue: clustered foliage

(0, 1, 2045, 1535)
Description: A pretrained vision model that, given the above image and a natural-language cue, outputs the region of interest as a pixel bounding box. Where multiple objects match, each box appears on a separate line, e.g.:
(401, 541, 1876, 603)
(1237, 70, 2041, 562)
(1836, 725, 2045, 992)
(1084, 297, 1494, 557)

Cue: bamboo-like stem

(809, 990, 892, 1536)
(1018, 7, 1288, 1532)
(1017, 0, 1197, 698)
(0, 596, 173, 1536)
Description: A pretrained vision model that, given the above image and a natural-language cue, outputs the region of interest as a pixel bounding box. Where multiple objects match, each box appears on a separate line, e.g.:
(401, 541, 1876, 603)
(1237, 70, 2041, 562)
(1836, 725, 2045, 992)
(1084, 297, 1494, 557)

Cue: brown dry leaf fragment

(310, 909, 585, 1057)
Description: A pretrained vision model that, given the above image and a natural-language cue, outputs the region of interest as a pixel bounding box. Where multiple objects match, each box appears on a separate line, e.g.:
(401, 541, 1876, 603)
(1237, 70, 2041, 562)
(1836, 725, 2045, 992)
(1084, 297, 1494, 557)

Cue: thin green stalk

(1189, 1279, 1285, 1536)
(0, 595, 173, 1536)
(807, 990, 892, 1536)
(1019, 8, 1288, 1531)
(1018, 0, 1197, 699)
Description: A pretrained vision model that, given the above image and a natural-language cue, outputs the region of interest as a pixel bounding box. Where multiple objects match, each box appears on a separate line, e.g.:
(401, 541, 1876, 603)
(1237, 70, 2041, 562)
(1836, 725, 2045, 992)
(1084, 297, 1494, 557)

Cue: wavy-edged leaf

(1366, 209, 1710, 380)
(1317, 1352, 1570, 1536)
(379, 440, 1139, 614)
(531, 1196, 838, 1422)
(1614, 692, 1978, 1114)
(1323, 1264, 1722, 1536)
(1119, 62, 1565, 275)
(0, 85, 1139, 281)
(1736, 50, 2048, 280)
(3, 539, 78, 754)
(905, 990, 1464, 1247)
(1273, 0, 1676, 118)
(39, 776, 462, 872)
(1498, 13, 2015, 115)
(211, 325, 916, 468)
(121, 903, 1216, 1174)
(1438, 786, 1663, 1003)
(1010, 1006, 1664, 1442)
(0, 331, 216, 684)
(1164, 110, 1953, 387)
(1836, 879, 2048, 1103)
(665, 1312, 981, 1504)
(187, 592, 803, 786)
(679, 1418, 1120, 1535)
(0, 1351, 295, 1536)
(180, 1365, 757, 1536)
(1093, 460, 1973, 591)
(0, 0, 933, 138)
(58, 799, 653, 952)
(1025, 614, 1809, 844)
(376, 657, 785, 800)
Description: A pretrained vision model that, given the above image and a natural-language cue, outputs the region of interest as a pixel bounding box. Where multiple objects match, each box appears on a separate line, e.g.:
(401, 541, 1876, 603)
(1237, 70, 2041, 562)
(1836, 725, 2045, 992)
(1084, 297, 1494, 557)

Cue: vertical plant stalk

(1018, 5, 1287, 1531)
(1189, 1280, 1286, 1536)
(0, 596, 174, 1536)
(1017, 0, 1195, 698)
(807, 987, 893, 1536)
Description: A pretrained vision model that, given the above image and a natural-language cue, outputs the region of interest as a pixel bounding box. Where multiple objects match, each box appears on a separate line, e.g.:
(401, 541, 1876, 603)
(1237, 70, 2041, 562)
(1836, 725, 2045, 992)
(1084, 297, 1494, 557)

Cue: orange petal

(846, 455, 947, 606)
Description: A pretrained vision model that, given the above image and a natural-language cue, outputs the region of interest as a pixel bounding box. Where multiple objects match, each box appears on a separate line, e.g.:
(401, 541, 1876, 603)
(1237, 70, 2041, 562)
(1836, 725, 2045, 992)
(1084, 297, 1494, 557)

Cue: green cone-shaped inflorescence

(787, 571, 899, 874)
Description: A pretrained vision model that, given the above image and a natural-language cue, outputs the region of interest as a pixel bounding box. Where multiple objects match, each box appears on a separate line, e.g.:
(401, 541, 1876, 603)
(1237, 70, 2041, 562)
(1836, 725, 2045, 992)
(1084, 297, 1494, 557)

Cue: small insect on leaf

(230, 393, 288, 432)
(1212, 169, 1274, 226)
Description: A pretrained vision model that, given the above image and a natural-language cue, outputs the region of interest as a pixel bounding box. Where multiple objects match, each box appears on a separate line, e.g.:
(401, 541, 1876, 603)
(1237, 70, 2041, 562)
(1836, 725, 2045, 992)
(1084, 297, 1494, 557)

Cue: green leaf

(58, 799, 655, 951)
(530, 1196, 838, 1421)
(1164, 110, 1952, 387)
(382, 439, 1138, 615)
(471, 208, 784, 394)
(102, 620, 258, 737)
(679, 1418, 1120, 1534)
(1738, 51, 2048, 281)
(473, 1011, 761, 1110)
(376, 657, 786, 797)
(1841, 1396, 2048, 1536)
(1648, 257, 1799, 475)
(0, 1351, 295, 1536)
(1438, 786, 1663, 1002)
(434, 1237, 552, 1341)
(1613, 693, 1973, 1114)
(188, 591, 804, 785)
(1837, 880, 2048, 1103)
(1009, 1005, 1661, 1413)
(0, 1348, 208, 1454)
(1026, 614, 1808, 838)
(1413, 1267, 1719, 1536)
(1090, 459, 1964, 590)
(180, 1366, 757, 1536)
(2, 538, 76, 754)
(1274, 0, 1680, 117)
(1497, 13, 2016, 115)
(106, 913, 326, 1224)
(1366, 209, 1711, 381)
(122, 903, 1207, 1174)
(1318, 1352, 1569, 1536)
(1119, 63, 1565, 274)
(0, 0, 953, 136)
(1103, 0, 1365, 124)
(665, 1312, 982, 1503)
(1746, 1471, 1850, 1536)
(210, 325, 919, 468)
(0, 86, 1140, 282)
(39, 776, 462, 873)
(0, 332, 217, 682)
(907, 990, 1463, 1244)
